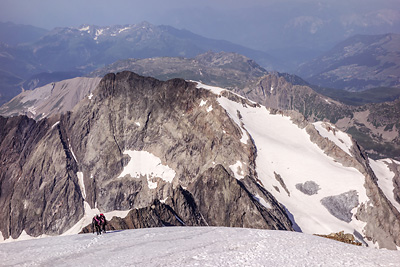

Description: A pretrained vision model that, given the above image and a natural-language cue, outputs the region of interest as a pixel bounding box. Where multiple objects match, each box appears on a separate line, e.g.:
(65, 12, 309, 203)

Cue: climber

(92, 214, 102, 235)
(99, 213, 107, 233)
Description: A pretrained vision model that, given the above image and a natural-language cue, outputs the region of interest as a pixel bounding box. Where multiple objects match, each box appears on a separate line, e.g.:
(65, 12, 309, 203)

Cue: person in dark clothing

(99, 213, 107, 233)
(92, 215, 102, 235)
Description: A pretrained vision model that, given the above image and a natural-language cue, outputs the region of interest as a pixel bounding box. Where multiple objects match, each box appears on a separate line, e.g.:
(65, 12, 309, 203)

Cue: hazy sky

(1, 0, 398, 28)
(1, 0, 399, 51)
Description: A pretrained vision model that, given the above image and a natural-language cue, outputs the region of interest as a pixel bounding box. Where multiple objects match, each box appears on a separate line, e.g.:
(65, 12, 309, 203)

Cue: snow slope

(1, 227, 399, 267)
(196, 82, 374, 246)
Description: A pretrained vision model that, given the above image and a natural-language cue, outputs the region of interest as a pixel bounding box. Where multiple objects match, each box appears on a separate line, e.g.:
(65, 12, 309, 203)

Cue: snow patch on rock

(77, 172, 86, 199)
(118, 150, 176, 189)
(51, 121, 60, 129)
(253, 194, 272, 209)
(229, 161, 245, 180)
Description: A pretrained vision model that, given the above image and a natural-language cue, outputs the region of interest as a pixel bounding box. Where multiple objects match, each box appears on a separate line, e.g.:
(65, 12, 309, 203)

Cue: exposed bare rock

(274, 172, 290, 197)
(320, 191, 359, 222)
(315, 231, 362, 246)
(0, 115, 84, 239)
(296, 181, 321, 195)
(189, 165, 292, 230)
(386, 160, 400, 206)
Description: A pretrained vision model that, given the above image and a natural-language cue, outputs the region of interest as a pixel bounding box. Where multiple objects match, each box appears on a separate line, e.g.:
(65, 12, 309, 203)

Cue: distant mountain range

(0, 21, 278, 105)
(298, 33, 400, 91)
(1, 21, 399, 105)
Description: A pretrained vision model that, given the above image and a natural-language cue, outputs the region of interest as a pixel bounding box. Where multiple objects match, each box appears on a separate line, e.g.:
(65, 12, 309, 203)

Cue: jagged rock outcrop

(80, 199, 189, 233)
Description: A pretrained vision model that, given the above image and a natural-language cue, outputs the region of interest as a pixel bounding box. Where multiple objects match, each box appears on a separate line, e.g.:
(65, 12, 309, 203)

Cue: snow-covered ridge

(1, 227, 399, 266)
(73, 23, 154, 41)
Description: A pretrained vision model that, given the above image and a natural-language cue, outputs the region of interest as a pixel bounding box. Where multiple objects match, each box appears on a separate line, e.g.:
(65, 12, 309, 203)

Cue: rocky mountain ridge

(1, 72, 399, 249)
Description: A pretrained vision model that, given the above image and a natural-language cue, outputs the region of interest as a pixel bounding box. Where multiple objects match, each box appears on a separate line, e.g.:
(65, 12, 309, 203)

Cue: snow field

(197, 82, 370, 241)
(1, 227, 399, 267)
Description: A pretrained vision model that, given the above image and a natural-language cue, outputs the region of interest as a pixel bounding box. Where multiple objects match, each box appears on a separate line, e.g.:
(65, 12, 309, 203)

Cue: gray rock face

(320, 191, 359, 223)
(296, 181, 320, 195)
(0, 115, 84, 239)
(0, 71, 294, 240)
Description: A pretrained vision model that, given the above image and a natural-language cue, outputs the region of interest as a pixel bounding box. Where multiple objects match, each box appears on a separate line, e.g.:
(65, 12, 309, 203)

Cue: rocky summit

(0, 72, 399, 250)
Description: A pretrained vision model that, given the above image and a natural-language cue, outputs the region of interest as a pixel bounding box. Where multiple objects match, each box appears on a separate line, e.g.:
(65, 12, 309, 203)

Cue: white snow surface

(199, 99, 207, 106)
(195, 82, 225, 95)
(51, 121, 60, 129)
(229, 161, 245, 180)
(1, 227, 399, 267)
(118, 150, 176, 189)
(370, 159, 400, 213)
(69, 143, 77, 162)
(78, 25, 90, 32)
(196, 82, 370, 242)
(77, 172, 86, 199)
(313, 121, 353, 156)
(118, 26, 131, 33)
(253, 194, 272, 209)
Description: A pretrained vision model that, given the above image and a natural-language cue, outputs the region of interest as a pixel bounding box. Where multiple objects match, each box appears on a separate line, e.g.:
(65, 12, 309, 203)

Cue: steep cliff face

(0, 115, 84, 238)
